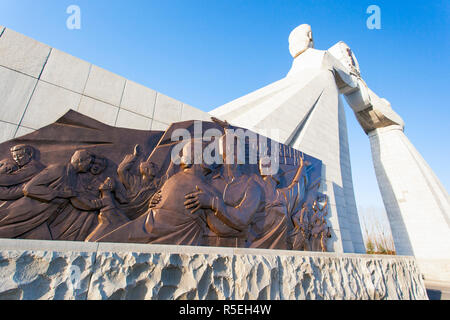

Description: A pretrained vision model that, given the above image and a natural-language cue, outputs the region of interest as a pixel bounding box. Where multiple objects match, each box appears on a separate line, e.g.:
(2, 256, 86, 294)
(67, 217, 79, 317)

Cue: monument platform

(0, 239, 428, 300)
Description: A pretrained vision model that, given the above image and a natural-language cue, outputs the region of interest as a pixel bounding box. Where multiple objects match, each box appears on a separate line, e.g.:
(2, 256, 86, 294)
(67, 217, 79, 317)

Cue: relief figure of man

(93, 139, 216, 245)
(0, 145, 44, 204)
(184, 131, 265, 248)
(0, 150, 93, 240)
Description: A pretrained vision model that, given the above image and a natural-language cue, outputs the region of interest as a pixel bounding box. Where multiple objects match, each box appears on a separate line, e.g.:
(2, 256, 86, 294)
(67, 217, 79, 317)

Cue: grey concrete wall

(0, 27, 211, 143)
(0, 239, 428, 300)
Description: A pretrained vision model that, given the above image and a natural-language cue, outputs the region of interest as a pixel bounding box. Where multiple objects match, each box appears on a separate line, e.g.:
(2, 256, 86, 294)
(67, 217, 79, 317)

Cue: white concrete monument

(0, 24, 448, 283)
(212, 24, 450, 282)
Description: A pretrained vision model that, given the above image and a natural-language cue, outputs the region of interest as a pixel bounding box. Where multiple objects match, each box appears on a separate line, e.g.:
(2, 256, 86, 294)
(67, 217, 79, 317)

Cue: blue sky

(1, 0, 449, 227)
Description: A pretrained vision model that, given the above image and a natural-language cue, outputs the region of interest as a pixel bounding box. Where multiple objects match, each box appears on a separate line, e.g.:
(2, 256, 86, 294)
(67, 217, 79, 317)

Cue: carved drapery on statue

(0, 110, 331, 252)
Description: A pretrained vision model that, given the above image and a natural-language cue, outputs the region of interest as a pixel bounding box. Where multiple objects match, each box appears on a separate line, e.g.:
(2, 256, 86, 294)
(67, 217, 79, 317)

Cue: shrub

(359, 206, 396, 255)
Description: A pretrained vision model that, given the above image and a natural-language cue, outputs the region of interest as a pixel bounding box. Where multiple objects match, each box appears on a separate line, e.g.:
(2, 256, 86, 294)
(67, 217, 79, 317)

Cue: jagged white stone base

(0, 239, 428, 300)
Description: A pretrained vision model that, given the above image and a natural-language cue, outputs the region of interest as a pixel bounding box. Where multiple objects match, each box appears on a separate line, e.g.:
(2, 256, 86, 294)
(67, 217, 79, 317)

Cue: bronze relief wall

(0, 110, 330, 252)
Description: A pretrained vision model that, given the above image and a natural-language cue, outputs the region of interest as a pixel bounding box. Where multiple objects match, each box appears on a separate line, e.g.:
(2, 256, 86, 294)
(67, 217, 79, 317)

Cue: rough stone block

(232, 253, 280, 299)
(21, 81, 81, 129)
(87, 251, 236, 300)
(0, 28, 51, 78)
(83, 65, 126, 106)
(115, 109, 152, 130)
(120, 80, 157, 118)
(153, 93, 182, 124)
(0, 121, 17, 144)
(40, 49, 91, 94)
(77, 96, 119, 127)
(0, 66, 37, 124)
(0, 239, 98, 300)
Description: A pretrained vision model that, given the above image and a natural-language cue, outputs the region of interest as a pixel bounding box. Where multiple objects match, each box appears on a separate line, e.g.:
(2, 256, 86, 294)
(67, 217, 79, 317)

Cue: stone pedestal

(0, 239, 428, 300)
(0, 27, 212, 144)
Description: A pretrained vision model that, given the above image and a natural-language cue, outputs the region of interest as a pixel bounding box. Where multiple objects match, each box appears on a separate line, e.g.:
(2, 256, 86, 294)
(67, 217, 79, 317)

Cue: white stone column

(369, 125, 450, 282)
(341, 63, 450, 281)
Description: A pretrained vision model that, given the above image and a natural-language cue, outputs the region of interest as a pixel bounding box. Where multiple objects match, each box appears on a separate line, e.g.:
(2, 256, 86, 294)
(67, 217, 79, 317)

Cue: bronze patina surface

(0, 110, 330, 251)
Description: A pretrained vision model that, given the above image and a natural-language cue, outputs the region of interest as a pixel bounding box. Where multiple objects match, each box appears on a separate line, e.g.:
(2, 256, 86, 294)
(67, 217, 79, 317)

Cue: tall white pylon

(212, 24, 450, 282)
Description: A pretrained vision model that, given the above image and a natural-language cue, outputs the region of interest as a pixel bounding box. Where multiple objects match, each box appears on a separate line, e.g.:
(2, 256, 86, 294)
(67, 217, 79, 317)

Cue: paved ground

(425, 281, 450, 300)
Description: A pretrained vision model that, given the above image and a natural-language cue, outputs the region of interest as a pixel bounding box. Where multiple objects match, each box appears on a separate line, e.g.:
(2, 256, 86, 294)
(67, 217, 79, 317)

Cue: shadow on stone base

(0, 239, 428, 300)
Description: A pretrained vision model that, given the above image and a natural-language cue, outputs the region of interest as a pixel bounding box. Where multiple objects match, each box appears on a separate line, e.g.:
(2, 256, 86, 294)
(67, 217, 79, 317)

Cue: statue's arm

(325, 53, 358, 92)
(117, 153, 139, 190)
(0, 163, 41, 186)
(70, 194, 104, 211)
(284, 157, 305, 190)
(23, 166, 64, 202)
(0, 185, 24, 200)
(276, 158, 306, 213)
(326, 42, 404, 133)
(344, 80, 405, 133)
(112, 178, 130, 204)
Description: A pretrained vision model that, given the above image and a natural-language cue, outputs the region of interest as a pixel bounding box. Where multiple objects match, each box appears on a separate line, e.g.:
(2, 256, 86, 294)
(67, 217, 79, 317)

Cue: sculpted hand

(0, 161, 18, 174)
(184, 185, 214, 214)
(99, 177, 114, 192)
(149, 190, 162, 208)
(122, 153, 136, 165)
(6, 164, 18, 174)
